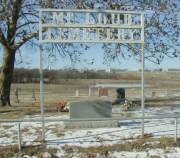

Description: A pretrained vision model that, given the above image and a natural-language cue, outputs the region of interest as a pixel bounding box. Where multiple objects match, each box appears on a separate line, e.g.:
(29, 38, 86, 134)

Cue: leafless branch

(14, 32, 38, 49)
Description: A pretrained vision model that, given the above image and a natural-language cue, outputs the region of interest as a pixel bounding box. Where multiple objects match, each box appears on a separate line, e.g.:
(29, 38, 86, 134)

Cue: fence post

(14, 88, 20, 104)
(88, 87, 91, 97)
(17, 123, 22, 151)
(32, 88, 36, 102)
(175, 118, 178, 141)
(75, 89, 79, 97)
(39, 44, 45, 144)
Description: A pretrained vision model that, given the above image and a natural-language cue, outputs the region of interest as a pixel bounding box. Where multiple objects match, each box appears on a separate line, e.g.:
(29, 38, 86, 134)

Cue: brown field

(1, 71, 180, 119)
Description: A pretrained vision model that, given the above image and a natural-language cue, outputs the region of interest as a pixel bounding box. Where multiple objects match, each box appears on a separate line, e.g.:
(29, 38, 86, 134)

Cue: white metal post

(17, 123, 21, 151)
(141, 43, 145, 138)
(89, 87, 91, 97)
(98, 88, 100, 97)
(175, 118, 178, 141)
(39, 10, 45, 145)
(39, 9, 145, 138)
(75, 89, 79, 97)
(141, 13, 145, 138)
(39, 45, 45, 144)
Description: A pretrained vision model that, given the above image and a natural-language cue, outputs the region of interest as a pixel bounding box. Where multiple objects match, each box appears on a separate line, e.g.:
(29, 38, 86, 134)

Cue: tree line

(12, 68, 120, 83)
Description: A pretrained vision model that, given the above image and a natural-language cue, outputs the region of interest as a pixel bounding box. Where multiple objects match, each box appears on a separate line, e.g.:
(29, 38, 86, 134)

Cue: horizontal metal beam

(0, 114, 180, 123)
(41, 24, 143, 29)
(40, 9, 144, 14)
(91, 83, 151, 88)
(39, 40, 143, 44)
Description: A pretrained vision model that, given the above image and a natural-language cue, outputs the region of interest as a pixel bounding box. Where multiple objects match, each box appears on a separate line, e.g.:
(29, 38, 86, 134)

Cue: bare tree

(99, 0, 179, 64)
(0, 0, 179, 106)
(0, 0, 84, 106)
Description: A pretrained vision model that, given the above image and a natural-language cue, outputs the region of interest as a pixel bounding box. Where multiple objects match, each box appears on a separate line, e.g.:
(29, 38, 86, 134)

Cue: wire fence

(9, 86, 180, 104)
(0, 115, 179, 151)
(1, 85, 180, 152)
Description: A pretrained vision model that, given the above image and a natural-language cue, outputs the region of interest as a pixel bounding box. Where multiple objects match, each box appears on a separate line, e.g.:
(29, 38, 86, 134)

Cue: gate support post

(141, 13, 145, 138)
(39, 45, 45, 145)
(17, 123, 22, 151)
(175, 118, 178, 141)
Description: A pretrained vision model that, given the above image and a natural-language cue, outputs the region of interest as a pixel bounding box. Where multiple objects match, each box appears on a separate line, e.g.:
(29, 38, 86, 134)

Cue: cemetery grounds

(1, 71, 180, 157)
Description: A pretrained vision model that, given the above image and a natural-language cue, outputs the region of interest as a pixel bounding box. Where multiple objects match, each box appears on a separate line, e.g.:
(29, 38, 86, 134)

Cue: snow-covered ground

(14, 148, 180, 158)
(110, 148, 180, 158)
(1, 105, 180, 157)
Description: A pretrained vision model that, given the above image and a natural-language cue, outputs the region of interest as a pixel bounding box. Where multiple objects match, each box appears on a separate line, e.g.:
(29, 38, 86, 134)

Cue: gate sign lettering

(39, 9, 144, 43)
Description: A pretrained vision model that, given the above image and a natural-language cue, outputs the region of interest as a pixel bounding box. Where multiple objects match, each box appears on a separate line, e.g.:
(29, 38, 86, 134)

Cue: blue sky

(0, 2, 179, 71)
(0, 44, 179, 70)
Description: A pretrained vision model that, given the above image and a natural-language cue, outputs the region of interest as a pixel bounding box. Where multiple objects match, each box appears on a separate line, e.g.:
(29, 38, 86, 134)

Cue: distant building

(106, 68, 111, 73)
(32, 78, 50, 83)
(97, 69, 106, 73)
(168, 69, 180, 72)
(144, 69, 152, 72)
(153, 69, 163, 72)
(110, 69, 127, 73)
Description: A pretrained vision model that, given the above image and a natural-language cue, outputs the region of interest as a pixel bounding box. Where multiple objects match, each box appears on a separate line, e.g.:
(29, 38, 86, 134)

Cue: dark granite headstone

(117, 88, 125, 99)
(70, 100, 112, 119)
(112, 88, 126, 105)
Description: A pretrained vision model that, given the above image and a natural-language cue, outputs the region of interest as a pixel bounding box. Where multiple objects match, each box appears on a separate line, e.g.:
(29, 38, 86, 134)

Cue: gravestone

(112, 88, 126, 105)
(70, 100, 112, 119)
(117, 88, 125, 99)
(99, 88, 108, 97)
(65, 100, 117, 128)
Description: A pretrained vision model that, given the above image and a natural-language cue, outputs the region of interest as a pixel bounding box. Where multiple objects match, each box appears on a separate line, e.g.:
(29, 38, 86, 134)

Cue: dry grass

(1, 72, 180, 119)
(62, 137, 180, 157)
(1, 136, 180, 158)
(50, 125, 65, 137)
(0, 145, 59, 158)
(0, 145, 19, 158)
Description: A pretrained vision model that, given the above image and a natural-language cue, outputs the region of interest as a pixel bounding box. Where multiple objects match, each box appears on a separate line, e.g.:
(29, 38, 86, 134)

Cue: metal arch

(39, 9, 144, 44)
(39, 8, 144, 14)
(38, 9, 145, 142)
